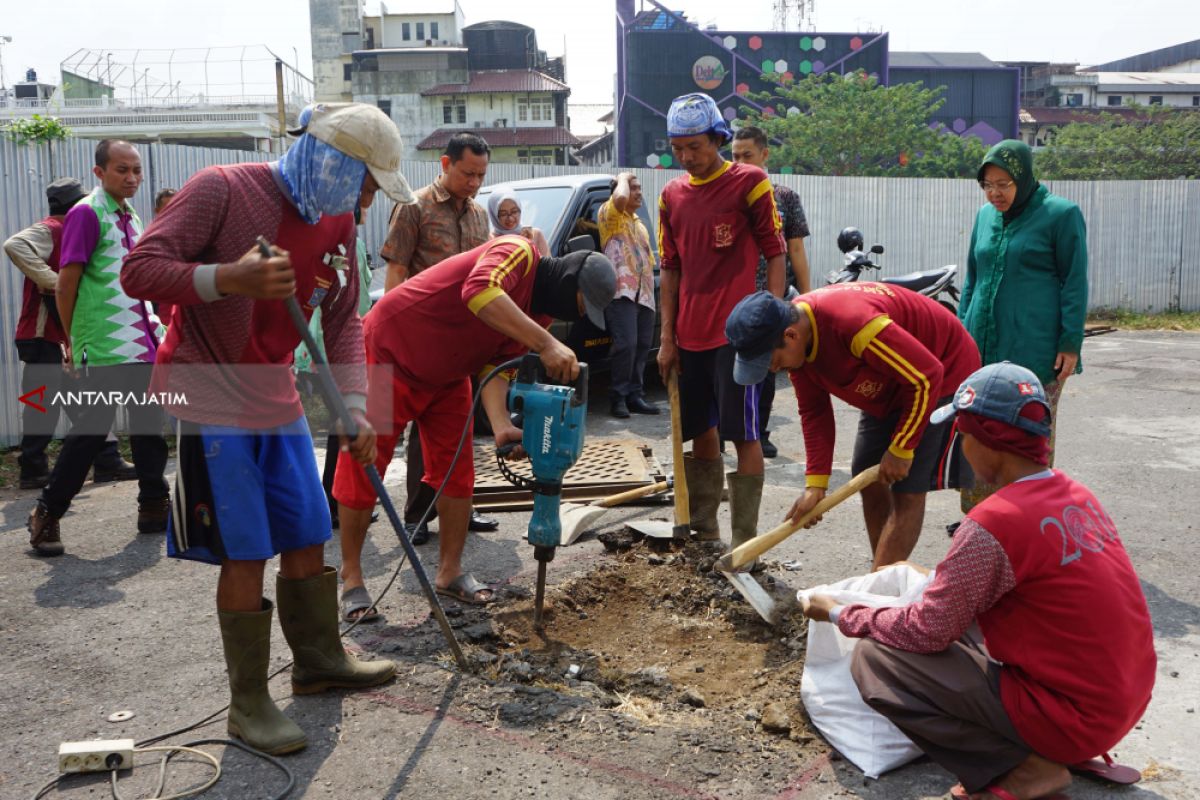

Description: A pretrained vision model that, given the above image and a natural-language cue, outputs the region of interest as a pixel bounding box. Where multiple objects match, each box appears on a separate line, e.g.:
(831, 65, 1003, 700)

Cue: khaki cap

(290, 102, 414, 204)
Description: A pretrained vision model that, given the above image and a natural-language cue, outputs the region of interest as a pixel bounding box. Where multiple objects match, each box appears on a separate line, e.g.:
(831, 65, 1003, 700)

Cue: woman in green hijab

(958, 139, 1088, 512)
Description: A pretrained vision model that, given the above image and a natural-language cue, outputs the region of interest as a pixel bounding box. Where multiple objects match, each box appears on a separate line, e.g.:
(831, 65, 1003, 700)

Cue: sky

(3, 0, 1197, 106)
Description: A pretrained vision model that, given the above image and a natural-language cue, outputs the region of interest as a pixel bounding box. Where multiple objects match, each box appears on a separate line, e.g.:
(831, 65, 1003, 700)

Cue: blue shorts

(167, 417, 331, 565)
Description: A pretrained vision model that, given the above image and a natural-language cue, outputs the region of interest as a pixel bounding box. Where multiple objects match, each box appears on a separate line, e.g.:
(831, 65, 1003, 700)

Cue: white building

(363, 1, 465, 49)
(415, 70, 579, 165)
(1051, 71, 1200, 108)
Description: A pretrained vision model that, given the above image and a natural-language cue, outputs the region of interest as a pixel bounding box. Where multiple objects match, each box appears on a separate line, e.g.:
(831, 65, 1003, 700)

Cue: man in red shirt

(656, 93, 787, 559)
(333, 239, 615, 606)
(726, 285, 979, 567)
(800, 363, 1155, 800)
(122, 103, 410, 755)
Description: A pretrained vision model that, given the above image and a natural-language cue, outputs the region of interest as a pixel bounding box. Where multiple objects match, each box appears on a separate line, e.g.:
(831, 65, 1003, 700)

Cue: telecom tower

(772, 0, 814, 31)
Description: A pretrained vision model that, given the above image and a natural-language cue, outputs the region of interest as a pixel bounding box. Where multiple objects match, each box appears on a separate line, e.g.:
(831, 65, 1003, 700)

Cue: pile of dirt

(465, 542, 814, 738)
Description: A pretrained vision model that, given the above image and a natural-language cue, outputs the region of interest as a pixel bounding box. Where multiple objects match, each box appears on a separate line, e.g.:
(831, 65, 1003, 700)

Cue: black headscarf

(531, 251, 587, 322)
(978, 139, 1039, 224)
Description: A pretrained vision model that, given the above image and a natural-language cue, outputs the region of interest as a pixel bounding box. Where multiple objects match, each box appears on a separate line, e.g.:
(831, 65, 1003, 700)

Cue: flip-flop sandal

(435, 573, 495, 606)
(950, 786, 1069, 800)
(341, 586, 381, 623)
(1071, 753, 1141, 785)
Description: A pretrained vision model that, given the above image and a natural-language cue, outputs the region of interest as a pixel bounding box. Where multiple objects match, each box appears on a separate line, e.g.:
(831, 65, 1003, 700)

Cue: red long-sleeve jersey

(121, 162, 364, 428)
(787, 283, 979, 488)
(658, 160, 785, 351)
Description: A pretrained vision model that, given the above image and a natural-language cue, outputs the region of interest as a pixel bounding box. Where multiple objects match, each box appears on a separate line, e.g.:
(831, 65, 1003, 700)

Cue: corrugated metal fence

(2, 138, 1198, 446)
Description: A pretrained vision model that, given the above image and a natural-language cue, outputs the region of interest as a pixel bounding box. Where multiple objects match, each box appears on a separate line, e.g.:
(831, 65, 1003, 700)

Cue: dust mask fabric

(277, 133, 367, 224)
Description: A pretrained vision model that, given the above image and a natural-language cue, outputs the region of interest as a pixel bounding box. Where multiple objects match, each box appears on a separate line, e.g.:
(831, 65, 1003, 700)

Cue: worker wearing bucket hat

(121, 102, 413, 755)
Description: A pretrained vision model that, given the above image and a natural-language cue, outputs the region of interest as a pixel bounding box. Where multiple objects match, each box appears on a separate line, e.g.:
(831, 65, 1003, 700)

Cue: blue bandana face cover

(277, 133, 367, 224)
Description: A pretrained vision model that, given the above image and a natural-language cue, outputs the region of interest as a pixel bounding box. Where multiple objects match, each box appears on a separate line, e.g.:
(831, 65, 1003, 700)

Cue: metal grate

(473, 439, 667, 510)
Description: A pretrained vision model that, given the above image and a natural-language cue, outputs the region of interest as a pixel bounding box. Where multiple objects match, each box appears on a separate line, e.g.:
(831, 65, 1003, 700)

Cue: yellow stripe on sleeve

(746, 179, 773, 207)
(849, 315, 893, 359)
(864, 339, 931, 452)
(799, 302, 819, 362)
(485, 237, 534, 287)
(467, 285, 505, 316)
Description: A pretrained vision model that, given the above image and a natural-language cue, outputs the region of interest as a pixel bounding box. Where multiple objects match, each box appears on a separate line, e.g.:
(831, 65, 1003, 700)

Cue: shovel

(624, 372, 691, 540)
(716, 465, 880, 624)
(557, 479, 671, 546)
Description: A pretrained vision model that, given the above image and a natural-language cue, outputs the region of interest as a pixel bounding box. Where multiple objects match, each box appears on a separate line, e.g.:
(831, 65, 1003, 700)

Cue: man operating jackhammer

(333, 238, 616, 608)
(725, 284, 980, 569)
(121, 103, 411, 755)
(799, 363, 1155, 800)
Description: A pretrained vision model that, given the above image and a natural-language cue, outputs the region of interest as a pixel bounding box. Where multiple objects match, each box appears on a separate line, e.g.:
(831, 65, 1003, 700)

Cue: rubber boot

(727, 472, 765, 572)
(218, 600, 307, 755)
(684, 453, 724, 542)
(276, 566, 396, 695)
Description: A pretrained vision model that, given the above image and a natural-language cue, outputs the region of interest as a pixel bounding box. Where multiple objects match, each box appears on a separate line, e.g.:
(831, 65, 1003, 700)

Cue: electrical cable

(110, 745, 221, 800)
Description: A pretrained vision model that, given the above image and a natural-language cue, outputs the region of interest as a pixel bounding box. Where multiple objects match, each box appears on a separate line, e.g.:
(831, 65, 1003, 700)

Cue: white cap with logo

(290, 102, 414, 204)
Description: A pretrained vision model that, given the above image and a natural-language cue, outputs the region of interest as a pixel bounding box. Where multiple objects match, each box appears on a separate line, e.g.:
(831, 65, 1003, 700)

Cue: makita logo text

(541, 416, 552, 455)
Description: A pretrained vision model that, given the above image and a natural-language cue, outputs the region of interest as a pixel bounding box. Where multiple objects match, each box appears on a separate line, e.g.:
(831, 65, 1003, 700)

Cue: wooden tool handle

(668, 372, 690, 527)
(596, 480, 670, 508)
(721, 465, 880, 571)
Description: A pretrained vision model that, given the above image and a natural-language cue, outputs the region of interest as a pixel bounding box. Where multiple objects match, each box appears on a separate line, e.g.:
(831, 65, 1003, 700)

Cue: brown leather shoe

(28, 503, 64, 556)
(137, 496, 171, 534)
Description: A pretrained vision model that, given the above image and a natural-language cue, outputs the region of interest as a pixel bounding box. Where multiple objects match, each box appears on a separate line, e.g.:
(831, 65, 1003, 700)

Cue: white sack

(798, 564, 931, 779)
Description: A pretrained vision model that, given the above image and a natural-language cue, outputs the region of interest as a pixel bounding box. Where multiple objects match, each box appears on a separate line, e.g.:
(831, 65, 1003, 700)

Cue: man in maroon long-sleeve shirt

(800, 363, 1155, 800)
(726, 285, 979, 567)
(122, 103, 413, 756)
(656, 92, 787, 558)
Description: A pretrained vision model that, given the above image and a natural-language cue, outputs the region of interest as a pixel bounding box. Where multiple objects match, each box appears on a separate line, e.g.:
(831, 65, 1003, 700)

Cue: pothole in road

(474, 543, 814, 738)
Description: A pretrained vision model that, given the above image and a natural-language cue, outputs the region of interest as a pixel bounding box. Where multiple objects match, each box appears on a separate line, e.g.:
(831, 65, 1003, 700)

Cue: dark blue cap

(930, 362, 1053, 438)
(725, 291, 794, 386)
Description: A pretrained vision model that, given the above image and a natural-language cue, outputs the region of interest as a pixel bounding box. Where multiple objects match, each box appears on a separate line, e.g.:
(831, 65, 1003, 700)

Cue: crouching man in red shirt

(333, 238, 615, 608)
(726, 284, 980, 568)
(801, 363, 1156, 800)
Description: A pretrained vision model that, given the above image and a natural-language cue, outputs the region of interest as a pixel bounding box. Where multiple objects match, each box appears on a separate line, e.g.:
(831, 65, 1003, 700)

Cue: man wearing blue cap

(657, 92, 787, 556)
(726, 285, 979, 568)
(798, 363, 1154, 800)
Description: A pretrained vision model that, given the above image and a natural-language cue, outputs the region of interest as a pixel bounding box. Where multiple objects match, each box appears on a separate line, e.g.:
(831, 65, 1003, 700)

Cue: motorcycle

(827, 227, 960, 314)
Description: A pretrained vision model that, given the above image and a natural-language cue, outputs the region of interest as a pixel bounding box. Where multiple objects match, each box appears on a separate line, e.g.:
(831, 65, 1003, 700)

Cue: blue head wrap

(277, 132, 367, 224)
(666, 93, 732, 143)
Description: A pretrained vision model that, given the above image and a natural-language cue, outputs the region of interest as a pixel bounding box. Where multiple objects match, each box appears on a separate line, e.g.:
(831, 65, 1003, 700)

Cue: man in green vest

(27, 139, 169, 557)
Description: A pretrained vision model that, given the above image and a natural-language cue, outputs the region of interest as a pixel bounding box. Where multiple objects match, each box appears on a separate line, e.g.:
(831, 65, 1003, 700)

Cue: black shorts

(850, 395, 974, 494)
(678, 345, 762, 443)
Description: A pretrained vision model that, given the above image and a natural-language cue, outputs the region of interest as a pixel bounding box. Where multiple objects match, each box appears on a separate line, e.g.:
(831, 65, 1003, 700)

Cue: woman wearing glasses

(958, 139, 1088, 512)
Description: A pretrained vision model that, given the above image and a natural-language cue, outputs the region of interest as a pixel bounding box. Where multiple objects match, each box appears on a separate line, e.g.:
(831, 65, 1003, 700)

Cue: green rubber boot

(218, 600, 307, 755)
(684, 453, 725, 542)
(727, 472, 764, 572)
(276, 567, 396, 695)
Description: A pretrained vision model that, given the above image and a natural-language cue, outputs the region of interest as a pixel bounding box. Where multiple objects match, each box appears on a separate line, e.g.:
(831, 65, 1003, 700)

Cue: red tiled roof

(422, 69, 570, 96)
(1022, 106, 1149, 125)
(416, 126, 582, 150)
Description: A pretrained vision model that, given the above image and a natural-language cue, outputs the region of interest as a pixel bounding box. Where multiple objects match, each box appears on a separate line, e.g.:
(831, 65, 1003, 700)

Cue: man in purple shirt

(27, 140, 169, 557)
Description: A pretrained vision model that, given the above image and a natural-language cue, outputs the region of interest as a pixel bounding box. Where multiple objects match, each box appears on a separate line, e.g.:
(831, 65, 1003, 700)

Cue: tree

(743, 71, 987, 177)
(1036, 106, 1200, 180)
(2, 114, 72, 145)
